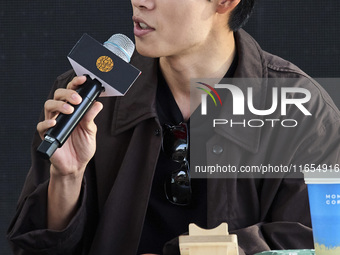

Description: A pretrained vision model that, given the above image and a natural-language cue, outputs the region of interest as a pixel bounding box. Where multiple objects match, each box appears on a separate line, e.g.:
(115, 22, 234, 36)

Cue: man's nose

(131, 0, 155, 10)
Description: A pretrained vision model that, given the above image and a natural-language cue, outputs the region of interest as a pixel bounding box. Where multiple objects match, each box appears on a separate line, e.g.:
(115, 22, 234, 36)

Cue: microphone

(37, 34, 139, 159)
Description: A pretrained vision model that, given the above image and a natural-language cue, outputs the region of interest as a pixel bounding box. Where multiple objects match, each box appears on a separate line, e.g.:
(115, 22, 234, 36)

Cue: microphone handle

(37, 75, 104, 159)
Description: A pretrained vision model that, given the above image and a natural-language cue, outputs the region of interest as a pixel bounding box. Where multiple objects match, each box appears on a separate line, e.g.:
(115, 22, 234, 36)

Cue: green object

(254, 250, 315, 255)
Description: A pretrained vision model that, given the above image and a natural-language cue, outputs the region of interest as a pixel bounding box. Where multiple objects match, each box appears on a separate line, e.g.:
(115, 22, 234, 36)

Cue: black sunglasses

(162, 122, 192, 206)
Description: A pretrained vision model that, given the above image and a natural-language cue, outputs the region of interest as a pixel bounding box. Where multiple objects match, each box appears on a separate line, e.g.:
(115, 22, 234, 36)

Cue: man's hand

(37, 75, 103, 177)
(37, 75, 103, 230)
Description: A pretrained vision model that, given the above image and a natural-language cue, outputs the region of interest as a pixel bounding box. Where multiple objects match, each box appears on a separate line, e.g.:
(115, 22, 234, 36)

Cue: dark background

(1, 1, 339, 253)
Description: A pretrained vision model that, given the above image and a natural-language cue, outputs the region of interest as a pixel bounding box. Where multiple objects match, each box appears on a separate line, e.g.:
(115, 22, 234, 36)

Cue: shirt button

(154, 128, 161, 136)
(212, 145, 223, 155)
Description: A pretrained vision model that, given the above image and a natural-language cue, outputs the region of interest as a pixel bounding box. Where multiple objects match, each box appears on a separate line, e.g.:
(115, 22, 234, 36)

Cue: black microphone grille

(103, 34, 135, 63)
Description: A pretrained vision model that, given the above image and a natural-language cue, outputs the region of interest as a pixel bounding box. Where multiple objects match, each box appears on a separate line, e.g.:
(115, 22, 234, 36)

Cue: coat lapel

(111, 53, 159, 135)
(213, 30, 269, 153)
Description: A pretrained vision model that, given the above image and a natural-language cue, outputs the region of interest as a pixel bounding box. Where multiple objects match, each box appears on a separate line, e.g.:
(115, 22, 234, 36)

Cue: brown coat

(8, 29, 340, 255)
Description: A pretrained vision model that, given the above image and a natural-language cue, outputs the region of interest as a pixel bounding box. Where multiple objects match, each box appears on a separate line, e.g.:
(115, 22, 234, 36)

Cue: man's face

(131, 0, 218, 58)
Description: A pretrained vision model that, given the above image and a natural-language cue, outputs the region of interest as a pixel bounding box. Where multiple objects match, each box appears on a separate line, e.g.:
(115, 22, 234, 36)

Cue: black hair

(228, 0, 255, 31)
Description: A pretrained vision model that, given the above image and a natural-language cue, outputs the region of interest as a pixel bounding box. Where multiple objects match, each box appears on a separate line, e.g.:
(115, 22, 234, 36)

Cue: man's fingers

(44, 76, 85, 119)
(53, 88, 82, 105)
(53, 76, 86, 103)
(82, 101, 104, 125)
(66, 76, 87, 90)
(37, 119, 56, 140)
(38, 101, 102, 141)
(44, 99, 75, 120)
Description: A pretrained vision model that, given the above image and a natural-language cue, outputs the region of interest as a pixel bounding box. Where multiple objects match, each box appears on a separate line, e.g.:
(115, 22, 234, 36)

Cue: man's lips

(133, 16, 155, 37)
(133, 16, 154, 29)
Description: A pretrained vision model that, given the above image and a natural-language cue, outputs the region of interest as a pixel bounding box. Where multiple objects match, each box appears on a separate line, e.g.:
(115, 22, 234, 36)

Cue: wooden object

(179, 223, 239, 255)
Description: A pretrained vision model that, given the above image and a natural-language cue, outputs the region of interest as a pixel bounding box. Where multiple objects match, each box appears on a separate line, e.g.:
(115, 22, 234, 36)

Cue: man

(7, 0, 340, 254)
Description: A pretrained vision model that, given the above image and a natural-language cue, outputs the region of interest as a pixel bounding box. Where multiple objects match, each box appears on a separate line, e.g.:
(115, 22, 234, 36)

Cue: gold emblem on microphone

(96, 56, 114, 72)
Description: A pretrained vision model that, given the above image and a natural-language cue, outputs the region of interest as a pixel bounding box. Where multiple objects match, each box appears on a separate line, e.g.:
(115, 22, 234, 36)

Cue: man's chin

(135, 42, 161, 58)
(135, 48, 159, 58)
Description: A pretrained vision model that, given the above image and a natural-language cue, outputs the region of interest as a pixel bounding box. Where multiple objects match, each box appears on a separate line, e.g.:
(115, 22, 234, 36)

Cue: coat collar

(112, 29, 269, 153)
(110, 54, 159, 135)
(214, 29, 269, 153)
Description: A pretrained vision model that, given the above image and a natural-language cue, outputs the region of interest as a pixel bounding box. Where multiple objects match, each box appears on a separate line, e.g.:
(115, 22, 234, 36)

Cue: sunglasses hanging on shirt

(162, 122, 192, 206)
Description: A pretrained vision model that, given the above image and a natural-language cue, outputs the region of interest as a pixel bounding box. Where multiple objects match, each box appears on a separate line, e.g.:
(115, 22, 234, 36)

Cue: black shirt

(137, 56, 238, 254)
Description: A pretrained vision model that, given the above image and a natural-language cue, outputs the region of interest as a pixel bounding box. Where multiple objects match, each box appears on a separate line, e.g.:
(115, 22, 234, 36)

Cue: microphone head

(104, 34, 135, 63)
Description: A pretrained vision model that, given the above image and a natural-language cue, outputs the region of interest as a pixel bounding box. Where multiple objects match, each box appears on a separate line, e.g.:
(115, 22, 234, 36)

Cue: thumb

(82, 101, 103, 128)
